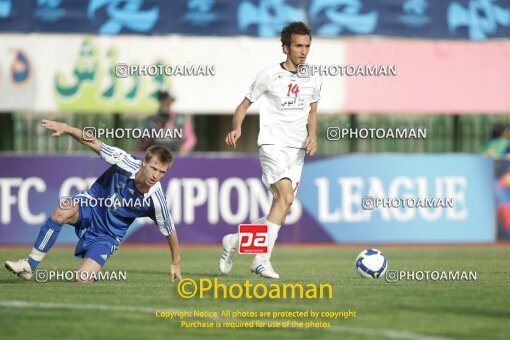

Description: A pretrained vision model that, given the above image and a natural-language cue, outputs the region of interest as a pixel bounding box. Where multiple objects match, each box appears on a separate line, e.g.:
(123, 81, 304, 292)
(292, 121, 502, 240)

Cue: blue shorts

(72, 204, 119, 267)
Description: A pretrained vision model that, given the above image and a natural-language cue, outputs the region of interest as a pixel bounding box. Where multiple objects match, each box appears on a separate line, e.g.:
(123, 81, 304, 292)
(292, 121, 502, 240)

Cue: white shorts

(259, 145, 305, 196)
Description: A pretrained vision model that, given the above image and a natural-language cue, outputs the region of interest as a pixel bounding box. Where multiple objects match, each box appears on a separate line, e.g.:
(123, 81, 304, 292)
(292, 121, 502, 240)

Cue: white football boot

(5, 259, 33, 280)
(219, 234, 237, 275)
(251, 258, 280, 279)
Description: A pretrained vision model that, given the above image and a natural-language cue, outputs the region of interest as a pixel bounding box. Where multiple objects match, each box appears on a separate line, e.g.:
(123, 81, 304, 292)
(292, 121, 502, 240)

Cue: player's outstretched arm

(305, 102, 318, 156)
(166, 232, 182, 282)
(41, 119, 102, 154)
(225, 98, 252, 149)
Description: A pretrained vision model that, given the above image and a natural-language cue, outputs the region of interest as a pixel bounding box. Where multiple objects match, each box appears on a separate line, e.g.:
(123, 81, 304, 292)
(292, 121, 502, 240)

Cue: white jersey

(246, 63, 321, 148)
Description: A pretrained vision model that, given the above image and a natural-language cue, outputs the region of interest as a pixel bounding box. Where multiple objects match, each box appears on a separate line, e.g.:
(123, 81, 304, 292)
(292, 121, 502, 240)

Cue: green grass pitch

(0, 245, 509, 340)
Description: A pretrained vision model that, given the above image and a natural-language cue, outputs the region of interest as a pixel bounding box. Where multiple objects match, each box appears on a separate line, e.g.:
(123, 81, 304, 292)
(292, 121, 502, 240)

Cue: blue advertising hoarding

(0, 0, 509, 40)
(0, 153, 495, 244)
(299, 154, 495, 242)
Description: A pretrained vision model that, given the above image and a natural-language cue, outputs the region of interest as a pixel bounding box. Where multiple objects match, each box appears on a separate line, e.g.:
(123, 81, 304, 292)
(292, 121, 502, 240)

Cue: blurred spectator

(137, 90, 197, 155)
(480, 123, 510, 158)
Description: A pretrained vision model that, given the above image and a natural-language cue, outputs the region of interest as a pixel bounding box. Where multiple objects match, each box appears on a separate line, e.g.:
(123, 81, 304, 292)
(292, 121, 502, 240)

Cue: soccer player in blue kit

(5, 119, 182, 282)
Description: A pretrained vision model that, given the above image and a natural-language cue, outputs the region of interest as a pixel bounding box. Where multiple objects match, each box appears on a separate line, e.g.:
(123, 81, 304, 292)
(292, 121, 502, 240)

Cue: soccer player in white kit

(219, 22, 321, 279)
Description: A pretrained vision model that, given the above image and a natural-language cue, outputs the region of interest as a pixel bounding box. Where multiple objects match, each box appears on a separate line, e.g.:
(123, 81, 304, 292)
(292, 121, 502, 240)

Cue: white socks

(255, 218, 281, 261)
(228, 217, 281, 261)
(229, 217, 267, 247)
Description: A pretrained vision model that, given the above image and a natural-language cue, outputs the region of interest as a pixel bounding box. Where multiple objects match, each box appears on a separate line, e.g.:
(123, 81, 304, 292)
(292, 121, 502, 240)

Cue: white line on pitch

(0, 300, 452, 340)
(0, 300, 166, 314)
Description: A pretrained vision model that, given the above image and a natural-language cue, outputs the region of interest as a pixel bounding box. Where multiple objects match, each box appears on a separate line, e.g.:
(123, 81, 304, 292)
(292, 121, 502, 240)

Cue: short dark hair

(145, 145, 173, 165)
(281, 21, 312, 49)
(156, 89, 175, 102)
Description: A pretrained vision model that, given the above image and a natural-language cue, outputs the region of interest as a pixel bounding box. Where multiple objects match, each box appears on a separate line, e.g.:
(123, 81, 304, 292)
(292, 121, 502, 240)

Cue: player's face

(284, 34, 311, 66)
(142, 158, 171, 186)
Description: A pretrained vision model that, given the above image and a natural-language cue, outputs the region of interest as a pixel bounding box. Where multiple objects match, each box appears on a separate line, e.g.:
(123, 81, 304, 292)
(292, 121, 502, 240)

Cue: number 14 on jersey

(287, 83, 299, 97)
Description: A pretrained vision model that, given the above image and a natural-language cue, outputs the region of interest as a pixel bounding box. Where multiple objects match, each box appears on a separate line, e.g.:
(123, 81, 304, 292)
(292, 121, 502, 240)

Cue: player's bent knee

(276, 192, 294, 208)
(50, 208, 70, 224)
(272, 179, 294, 206)
(75, 258, 102, 283)
(51, 205, 79, 225)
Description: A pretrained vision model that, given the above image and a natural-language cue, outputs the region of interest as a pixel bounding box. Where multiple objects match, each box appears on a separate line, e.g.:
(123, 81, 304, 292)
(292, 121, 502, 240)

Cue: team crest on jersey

(112, 151, 125, 161)
(116, 181, 125, 190)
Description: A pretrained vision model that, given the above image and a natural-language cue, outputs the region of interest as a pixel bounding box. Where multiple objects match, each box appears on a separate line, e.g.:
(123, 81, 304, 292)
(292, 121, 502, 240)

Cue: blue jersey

(75, 143, 174, 243)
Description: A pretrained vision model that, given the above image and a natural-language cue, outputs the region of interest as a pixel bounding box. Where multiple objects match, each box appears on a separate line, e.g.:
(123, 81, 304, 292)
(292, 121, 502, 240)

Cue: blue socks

(28, 218, 63, 271)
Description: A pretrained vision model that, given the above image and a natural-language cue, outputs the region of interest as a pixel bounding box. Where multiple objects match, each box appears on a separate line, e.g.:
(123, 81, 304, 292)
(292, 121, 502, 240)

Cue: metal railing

(2, 112, 510, 155)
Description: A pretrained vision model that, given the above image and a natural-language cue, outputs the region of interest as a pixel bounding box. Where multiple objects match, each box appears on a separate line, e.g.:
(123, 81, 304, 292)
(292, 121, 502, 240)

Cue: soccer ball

(355, 249, 388, 279)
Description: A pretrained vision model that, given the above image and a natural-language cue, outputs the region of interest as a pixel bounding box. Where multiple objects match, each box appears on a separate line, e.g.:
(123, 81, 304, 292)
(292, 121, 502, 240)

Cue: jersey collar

(280, 62, 297, 75)
(130, 168, 160, 198)
(145, 181, 161, 198)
